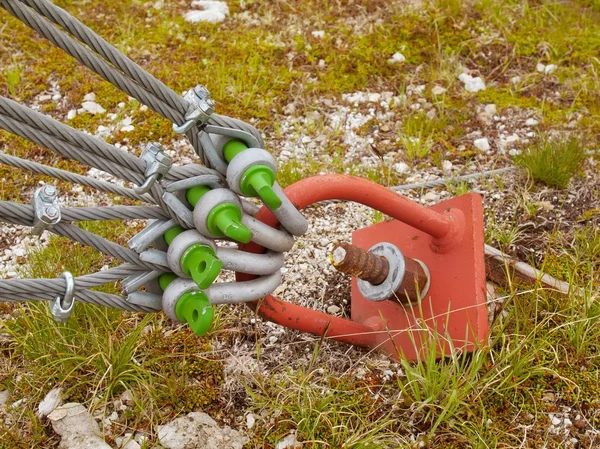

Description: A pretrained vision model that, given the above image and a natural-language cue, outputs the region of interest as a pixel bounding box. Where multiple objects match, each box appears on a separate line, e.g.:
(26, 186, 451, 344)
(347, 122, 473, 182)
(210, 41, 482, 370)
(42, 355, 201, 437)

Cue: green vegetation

(0, 0, 598, 447)
(517, 137, 587, 189)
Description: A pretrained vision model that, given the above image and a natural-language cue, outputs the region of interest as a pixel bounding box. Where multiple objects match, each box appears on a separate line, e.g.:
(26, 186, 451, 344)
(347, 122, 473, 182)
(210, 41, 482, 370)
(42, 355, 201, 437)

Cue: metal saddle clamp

(134, 142, 173, 194)
(32, 185, 61, 235)
(50, 271, 75, 323)
(172, 85, 215, 135)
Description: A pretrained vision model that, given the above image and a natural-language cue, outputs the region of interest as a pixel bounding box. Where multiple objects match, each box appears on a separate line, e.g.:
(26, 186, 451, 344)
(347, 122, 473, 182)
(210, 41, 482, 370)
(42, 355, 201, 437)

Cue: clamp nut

(173, 85, 216, 134)
(134, 142, 173, 194)
(32, 185, 61, 235)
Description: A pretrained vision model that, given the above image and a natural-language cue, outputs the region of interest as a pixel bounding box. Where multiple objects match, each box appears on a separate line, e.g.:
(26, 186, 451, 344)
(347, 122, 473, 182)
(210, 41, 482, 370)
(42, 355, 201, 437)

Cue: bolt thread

(330, 242, 389, 285)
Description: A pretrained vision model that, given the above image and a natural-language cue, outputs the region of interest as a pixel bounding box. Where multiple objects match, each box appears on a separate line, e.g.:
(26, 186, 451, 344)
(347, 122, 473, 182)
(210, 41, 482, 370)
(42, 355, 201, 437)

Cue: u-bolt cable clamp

(172, 85, 215, 135)
(50, 271, 75, 322)
(32, 185, 61, 235)
(134, 142, 173, 194)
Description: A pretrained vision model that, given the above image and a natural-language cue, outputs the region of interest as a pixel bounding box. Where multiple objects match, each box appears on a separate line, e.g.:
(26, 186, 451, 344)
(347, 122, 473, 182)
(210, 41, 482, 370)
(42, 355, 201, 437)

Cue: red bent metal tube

(236, 174, 466, 349)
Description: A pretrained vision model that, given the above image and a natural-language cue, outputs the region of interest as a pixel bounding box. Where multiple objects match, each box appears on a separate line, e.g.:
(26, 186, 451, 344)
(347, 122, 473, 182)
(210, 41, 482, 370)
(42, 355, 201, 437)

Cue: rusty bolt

(331, 242, 430, 303)
(331, 242, 389, 285)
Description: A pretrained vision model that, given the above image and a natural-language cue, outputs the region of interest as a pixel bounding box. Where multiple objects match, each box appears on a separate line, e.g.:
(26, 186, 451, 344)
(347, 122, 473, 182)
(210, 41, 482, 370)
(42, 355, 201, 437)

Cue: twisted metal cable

(0, 201, 164, 270)
(0, 264, 158, 312)
(0, 151, 153, 202)
(0, 107, 182, 221)
(61, 206, 169, 222)
(0, 96, 145, 176)
(0, 1, 184, 127)
(391, 167, 518, 191)
(6, 0, 264, 162)
(0, 290, 157, 312)
(0, 112, 144, 185)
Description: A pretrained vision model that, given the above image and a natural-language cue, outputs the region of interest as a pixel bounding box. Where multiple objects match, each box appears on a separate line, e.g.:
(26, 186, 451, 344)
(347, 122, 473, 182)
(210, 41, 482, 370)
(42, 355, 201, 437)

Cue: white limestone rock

(157, 412, 248, 449)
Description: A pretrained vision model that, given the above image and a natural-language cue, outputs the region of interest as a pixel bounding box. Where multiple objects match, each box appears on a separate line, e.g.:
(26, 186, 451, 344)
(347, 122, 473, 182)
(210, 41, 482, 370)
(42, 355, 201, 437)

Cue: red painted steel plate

(351, 193, 488, 361)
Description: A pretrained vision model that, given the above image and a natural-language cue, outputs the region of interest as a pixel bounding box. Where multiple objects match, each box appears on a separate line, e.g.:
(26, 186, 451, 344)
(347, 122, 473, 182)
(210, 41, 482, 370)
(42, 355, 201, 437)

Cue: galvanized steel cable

(2, 0, 264, 164)
(0, 152, 153, 203)
(0, 264, 158, 312)
(0, 201, 164, 270)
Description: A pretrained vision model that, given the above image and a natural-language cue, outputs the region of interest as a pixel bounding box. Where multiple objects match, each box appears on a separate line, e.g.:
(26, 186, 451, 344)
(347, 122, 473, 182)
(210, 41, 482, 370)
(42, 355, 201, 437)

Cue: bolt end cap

(241, 166, 282, 210)
(182, 245, 222, 289)
(176, 291, 214, 337)
(208, 203, 252, 243)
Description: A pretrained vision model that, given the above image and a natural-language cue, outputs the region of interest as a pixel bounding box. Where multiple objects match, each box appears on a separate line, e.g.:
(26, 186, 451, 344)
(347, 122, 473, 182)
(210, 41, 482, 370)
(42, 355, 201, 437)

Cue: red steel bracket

(236, 174, 488, 361)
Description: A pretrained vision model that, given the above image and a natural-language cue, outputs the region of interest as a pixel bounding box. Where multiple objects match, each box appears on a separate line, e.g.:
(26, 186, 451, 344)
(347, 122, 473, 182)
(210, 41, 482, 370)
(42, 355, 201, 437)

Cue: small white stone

(458, 73, 486, 92)
(484, 104, 497, 116)
(83, 92, 96, 102)
(511, 76, 521, 84)
(544, 64, 557, 74)
(37, 387, 62, 418)
(525, 118, 538, 126)
(120, 389, 134, 406)
(368, 93, 381, 103)
(423, 192, 439, 202)
(551, 415, 562, 426)
(431, 86, 446, 96)
(52, 93, 62, 101)
(122, 441, 141, 449)
(121, 125, 135, 132)
(508, 149, 521, 156)
(276, 433, 302, 449)
(81, 101, 106, 115)
(473, 137, 490, 152)
(0, 390, 9, 408)
(246, 414, 256, 429)
(38, 94, 52, 102)
(537, 63, 546, 73)
(11, 398, 25, 409)
(184, 1, 229, 23)
(564, 418, 573, 427)
(118, 102, 126, 108)
(442, 160, 453, 172)
(388, 52, 406, 63)
(311, 30, 325, 38)
(268, 336, 278, 344)
(393, 162, 409, 174)
(327, 305, 341, 314)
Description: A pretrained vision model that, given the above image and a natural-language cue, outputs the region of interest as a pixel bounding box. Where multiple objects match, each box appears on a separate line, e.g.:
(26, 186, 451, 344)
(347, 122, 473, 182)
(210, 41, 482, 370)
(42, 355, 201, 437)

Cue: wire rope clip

(32, 185, 61, 235)
(50, 271, 75, 323)
(173, 85, 215, 134)
(134, 142, 173, 194)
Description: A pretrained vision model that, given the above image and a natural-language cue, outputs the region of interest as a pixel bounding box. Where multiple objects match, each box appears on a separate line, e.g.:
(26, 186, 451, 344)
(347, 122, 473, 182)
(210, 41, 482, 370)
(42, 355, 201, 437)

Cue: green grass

(0, 0, 599, 447)
(517, 137, 587, 189)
